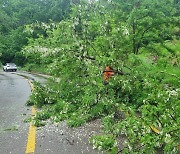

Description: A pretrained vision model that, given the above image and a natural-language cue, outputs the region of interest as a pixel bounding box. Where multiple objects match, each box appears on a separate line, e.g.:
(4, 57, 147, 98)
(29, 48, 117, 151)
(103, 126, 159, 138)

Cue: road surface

(0, 71, 31, 154)
(0, 71, 106, 154)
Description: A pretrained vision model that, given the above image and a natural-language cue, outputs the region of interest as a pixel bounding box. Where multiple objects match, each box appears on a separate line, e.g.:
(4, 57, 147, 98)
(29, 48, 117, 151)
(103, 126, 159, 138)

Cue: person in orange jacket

(103, 66, 115, 81)
(103, 66, 124, 81)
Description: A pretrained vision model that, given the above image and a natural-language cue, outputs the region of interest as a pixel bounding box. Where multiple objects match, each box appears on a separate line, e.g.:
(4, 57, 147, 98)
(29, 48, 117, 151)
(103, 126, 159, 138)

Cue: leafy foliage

(89, 134, 118, 152)
(2, 0, 179, 153)
(0, 0, 72, 64)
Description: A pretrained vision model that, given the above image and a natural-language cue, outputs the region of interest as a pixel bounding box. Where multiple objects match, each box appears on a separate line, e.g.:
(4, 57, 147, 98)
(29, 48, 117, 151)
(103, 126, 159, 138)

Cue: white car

(3, 63, 17, 72)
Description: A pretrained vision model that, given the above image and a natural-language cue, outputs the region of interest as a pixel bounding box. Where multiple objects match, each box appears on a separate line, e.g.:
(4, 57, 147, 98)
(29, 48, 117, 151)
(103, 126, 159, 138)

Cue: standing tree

(111, 0, 175, 54)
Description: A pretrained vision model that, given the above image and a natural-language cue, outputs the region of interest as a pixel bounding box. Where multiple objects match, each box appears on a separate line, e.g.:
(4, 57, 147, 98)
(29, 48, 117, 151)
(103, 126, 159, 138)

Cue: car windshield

(7, 63, 16, 66)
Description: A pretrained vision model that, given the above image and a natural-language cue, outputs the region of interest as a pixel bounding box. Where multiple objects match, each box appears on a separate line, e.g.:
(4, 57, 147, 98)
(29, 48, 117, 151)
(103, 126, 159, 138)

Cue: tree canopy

(0, 0, 72, 64)
(0, 0, 179, 153)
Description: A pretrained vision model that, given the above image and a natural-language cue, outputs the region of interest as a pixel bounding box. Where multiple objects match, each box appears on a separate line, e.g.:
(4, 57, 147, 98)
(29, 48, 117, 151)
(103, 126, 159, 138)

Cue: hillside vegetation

(1, 0, 179, 153)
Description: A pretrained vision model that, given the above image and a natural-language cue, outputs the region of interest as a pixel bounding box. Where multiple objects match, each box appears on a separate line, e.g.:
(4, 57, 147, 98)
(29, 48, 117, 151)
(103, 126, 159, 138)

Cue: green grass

(165, 39, 180, 55)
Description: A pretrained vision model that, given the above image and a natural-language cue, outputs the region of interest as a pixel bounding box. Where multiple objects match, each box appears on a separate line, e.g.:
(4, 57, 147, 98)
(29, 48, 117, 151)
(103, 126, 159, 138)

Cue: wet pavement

(0, 70, 107, 154)
(11, 71, 48, 85)
(0, 71, 32, 154)
(36, 120, 104, 154)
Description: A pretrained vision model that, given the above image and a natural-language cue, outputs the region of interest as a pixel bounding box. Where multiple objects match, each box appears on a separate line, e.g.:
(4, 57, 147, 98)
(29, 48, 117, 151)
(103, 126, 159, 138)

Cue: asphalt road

(0, 71, 31, 154)
(0, 70, 110, 154)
